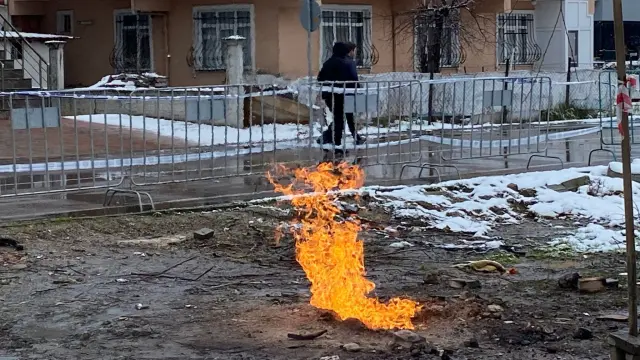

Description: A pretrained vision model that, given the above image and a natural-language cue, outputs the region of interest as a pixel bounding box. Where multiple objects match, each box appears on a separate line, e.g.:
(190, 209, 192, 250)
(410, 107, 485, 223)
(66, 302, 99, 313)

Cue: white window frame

(56, 10, 73, 35)
(319, 5, 373, 68)
(496, 10, 537, 65)
(113, 9, 154, 73)
(192, 4, 255, 71)
(412, 10, 461, 70)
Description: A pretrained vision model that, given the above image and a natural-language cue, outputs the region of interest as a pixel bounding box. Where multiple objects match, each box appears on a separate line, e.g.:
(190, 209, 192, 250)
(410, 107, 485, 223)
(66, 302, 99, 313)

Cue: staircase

(0, 11, 52, 117)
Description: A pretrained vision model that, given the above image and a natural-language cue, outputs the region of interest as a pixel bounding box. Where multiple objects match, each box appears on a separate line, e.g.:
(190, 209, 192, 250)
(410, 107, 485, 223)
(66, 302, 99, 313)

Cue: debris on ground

(341, 342, 361, 352)
(0, 189, 628, 359)
(193, 228, 214, 240)
(287, 329, 327, 340)
(0, 237, 24, 251)
(558, 272, 581, 289)
(597, 314, 628, 322)
(578, 277, 606, 293)
(452, 259, 512, 274)
(573, 327, 593, 340)
(392, 329, 427, 349)
(449, 278, 481, 289)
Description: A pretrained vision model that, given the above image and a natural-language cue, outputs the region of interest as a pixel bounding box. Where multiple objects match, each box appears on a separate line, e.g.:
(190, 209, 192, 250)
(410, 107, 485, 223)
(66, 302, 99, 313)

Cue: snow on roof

(0, 31, 75, 41)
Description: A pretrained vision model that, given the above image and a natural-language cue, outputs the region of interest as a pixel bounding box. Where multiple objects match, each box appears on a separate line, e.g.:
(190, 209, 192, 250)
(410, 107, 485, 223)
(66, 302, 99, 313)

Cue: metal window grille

(110, 13, 152, 73)
(497, 13, 542, 65)
(413, 9, 465, 69)
(191, 9, 252, 71)
(320, 9, 378, 68)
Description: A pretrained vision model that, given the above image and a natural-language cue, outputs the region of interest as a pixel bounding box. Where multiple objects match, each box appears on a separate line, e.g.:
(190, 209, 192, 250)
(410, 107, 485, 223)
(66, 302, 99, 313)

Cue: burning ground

(0, 164, 633, 359)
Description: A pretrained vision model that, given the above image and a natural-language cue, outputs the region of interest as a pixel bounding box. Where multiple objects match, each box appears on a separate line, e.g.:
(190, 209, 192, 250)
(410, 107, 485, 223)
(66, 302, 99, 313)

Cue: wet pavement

(0, 124, 632, 222)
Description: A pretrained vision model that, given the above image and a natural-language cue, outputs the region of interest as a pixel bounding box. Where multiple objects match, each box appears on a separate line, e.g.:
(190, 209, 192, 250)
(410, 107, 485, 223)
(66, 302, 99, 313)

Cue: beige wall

(32, 0, 524, 87)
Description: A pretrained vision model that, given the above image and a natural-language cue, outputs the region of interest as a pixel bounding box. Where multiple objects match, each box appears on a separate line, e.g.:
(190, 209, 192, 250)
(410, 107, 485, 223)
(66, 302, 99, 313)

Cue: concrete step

(0, 78, 35, 91)
(0, 69, 25, 79)
(0, 59, 16, 70)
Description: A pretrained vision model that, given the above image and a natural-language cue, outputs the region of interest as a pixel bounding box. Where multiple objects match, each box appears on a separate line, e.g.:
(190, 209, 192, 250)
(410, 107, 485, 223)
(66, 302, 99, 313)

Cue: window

(497, 13, 541, 65)
(413, 9, 462, 70)
(56, 10, 73, 35)
(113, 12, 152, 73)
(568, 30, 578, 66)
(192, 6, 253, 71)
(321, 6, 373, 68)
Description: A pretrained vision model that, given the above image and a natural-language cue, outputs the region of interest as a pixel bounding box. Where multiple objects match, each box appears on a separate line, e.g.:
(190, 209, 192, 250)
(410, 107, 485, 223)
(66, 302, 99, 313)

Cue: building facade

(7, 0, 595, 88)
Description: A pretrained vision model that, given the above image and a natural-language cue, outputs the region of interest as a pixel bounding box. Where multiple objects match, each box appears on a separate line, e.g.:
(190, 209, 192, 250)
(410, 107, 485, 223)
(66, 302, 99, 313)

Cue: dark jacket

(317, 42, 359, 91)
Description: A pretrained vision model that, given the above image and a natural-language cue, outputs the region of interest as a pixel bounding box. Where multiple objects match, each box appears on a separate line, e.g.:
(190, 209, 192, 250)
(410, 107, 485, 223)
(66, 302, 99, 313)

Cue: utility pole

(612, 0, 638, 337)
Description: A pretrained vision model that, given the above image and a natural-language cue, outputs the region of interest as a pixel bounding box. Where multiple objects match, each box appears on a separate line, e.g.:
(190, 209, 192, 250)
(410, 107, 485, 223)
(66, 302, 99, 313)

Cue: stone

(559, 175, 591, 191)
(487, 304, 504, 313)
(518, 188, 537, 197)
(573, 327, 593, 340)
(392, 330, 426, 349)
(606, 278, 620, 288)
(506, 183, 519, 191)
(423, 272, 440, 285)
(193, 228, 214, 241)
(464, 338, 479, 348)
(607, 163, 640, 184)
(342, 343, 361, 352)
(547, 184, 569, 192)
(558, 272, 581, 289)
(449, 278, 481, 289)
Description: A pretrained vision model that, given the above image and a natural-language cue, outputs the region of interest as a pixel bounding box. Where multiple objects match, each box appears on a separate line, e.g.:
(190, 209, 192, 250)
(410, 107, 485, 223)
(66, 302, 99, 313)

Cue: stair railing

(0, 11, 50, 90)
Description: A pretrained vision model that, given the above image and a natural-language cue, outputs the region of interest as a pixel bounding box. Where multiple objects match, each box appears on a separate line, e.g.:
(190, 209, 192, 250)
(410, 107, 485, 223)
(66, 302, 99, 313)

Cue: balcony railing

(497, 13, 542, 65)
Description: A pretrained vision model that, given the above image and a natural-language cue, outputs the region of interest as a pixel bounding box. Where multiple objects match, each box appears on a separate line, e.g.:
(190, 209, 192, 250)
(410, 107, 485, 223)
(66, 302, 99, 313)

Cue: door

(113, 12, 152, 73)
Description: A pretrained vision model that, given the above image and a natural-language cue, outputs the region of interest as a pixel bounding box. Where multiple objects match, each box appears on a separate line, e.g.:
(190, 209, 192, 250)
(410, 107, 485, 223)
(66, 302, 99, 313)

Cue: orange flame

(268, 162, 421, 330)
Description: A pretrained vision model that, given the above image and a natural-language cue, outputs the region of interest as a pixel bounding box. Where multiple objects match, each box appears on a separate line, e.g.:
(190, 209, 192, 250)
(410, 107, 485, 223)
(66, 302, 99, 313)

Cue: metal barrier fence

(591, 70, 640, 164)
(0, 75, 574, 210)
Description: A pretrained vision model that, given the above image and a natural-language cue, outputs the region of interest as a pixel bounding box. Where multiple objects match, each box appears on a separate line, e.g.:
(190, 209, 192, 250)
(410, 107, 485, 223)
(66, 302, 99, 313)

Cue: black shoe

(355, 135, 366, 145)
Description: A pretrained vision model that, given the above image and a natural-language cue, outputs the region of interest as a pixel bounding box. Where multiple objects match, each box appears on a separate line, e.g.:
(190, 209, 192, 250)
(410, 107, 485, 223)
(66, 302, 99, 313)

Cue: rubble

(193, 228, 215, 241)
(392, 329, 426, 348)
(573, 327, 593, 340)
(341, 343, 361, 352)
(558, 272, 581, 289)
(94, 73, 168, 89)
(548, 175, 591, 192)
(449, 278, 481, 289)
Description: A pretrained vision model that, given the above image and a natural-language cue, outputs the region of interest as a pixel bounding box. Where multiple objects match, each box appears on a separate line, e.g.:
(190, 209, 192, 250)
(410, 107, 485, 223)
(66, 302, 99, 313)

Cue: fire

(268, 162, 421, 330)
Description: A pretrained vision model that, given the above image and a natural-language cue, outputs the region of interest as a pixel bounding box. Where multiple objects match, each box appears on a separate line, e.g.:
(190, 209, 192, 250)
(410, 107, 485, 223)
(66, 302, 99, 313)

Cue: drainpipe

(391, 12, 396, 71)
(163, 13, 169, 79)
(390, 0, 396, 71)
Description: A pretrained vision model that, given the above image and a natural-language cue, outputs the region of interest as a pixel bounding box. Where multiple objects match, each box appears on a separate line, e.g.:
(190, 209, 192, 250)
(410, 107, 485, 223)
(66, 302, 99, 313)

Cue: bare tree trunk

(422, 10, 445, 124)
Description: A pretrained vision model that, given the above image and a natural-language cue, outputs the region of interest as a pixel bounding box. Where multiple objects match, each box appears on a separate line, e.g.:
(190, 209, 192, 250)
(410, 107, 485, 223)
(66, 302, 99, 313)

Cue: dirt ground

(0, 197, 629, 360)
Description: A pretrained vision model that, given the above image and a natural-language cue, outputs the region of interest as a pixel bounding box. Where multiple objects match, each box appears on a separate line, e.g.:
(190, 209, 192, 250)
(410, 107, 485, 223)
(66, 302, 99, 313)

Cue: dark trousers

(322, 93, 356, 146)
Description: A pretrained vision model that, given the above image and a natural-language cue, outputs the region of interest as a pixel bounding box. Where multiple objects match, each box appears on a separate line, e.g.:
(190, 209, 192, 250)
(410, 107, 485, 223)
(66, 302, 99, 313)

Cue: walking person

(316, 41, 366, 147)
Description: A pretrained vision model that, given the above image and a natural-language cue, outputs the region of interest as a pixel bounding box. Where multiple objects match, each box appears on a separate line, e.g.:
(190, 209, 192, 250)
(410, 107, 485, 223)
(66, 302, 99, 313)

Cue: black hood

(332, 42, 353, 57)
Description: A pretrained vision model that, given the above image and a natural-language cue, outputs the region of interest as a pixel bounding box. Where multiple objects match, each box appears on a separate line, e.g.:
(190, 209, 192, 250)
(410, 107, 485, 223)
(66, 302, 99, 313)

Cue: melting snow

(368, 166, 640, 252)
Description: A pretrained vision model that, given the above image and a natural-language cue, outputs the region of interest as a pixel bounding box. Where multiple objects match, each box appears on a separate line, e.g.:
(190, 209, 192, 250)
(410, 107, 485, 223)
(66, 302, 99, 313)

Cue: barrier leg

(526, 154, 564, 170)
(588, 148, 617, 165)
